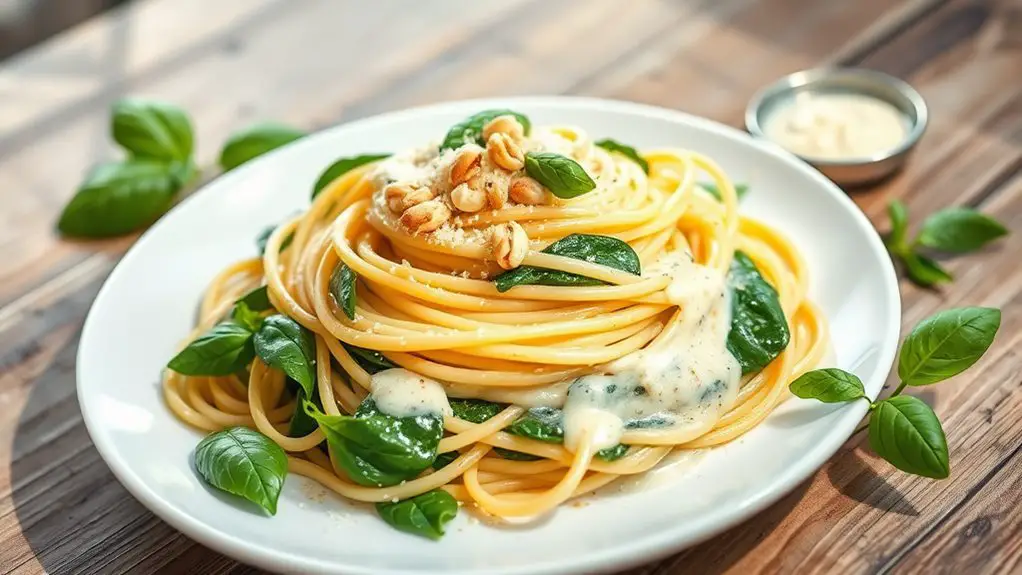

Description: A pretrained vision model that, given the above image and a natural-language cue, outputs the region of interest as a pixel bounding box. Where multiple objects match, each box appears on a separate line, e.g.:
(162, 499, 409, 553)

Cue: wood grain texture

(0, 0, 1019, 573)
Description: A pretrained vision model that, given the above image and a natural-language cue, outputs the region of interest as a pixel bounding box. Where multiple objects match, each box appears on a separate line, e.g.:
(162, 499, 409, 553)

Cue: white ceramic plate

(78, 97, 900, 575)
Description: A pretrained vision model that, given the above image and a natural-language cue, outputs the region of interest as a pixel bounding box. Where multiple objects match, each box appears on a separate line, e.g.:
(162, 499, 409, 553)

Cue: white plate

(77, 97, 900, 575)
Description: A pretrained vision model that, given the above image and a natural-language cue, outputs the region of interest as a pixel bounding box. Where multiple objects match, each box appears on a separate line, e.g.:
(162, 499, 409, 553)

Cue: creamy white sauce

(763, 92, 908, 160)
(562, 254, 742, 452)
(370, 368, 452, 418)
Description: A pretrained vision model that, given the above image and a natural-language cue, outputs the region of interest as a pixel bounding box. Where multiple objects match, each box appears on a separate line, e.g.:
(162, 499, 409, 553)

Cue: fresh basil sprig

(219, 122, 307, 172)
(885, 200, 1008, 287)
(305, 398, 443, 487)
(253, 315, 317, 398)
(789, 306, 1000, 478)
(440, 109, 531, 151)
(376, 490, 459, 540)
(193, 427, 288, 515)
(311, 154, 390, 199)
(726, 251, 790, 375)
(494, 233, 640, 292)
(524, 152, 596, 199)
(58, 99, 198, 238)
(594, 139, 649, 174)
(329, 263, 358, 320)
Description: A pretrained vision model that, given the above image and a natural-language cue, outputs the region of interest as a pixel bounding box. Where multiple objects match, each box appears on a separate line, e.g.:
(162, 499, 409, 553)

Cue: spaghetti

(164, 113, 828, 523)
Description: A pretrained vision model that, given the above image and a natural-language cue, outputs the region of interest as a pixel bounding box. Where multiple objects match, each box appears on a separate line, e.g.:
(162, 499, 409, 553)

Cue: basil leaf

(700, 182, 749, 202)
(789, 368, 866, 403)
(868, 396, 949, 479)
(887, 199, 909, 249)
(524, 152, 596, 199)
(219, 122, 307, 172)
(289, 386, 322, 437)
(901, 251, 953, 287)
(231, 301, 264, 332)
(917, 208, 1008, 253)
(376, 489, 458, 540)
(494, 233, 640, 293)
(330, 263, 357, 320)
(507, 406, 564, 442)
(312, 154, 390, 199)
(432, 451, 459, 470)
(450, 398, 503, 423)
(254, 315, 316, 398)
(440, 109, 531, 151)
(237, 286, 273, 312)
(193, 427, 288, 514)
(726, 251, 790, 375)
(255, 224, 294, 256)
(57, 160, 181, 238)
(594, 139, 649, 173)
(343, 344, 397, 375)
(168, 321, 255, 376)
(305, 398, 443, 487)
(493, 447, 542, 461)
(111, 98, 193, 162)
(596, 444, 630, 461)
(898, 307, 1000, 387)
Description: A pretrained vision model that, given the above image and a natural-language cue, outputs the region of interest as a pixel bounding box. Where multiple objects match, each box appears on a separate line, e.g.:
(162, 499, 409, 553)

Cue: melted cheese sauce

(763, 92, 908, 160)
(562, 254, 742, 452)
(370, 368, 452, 418)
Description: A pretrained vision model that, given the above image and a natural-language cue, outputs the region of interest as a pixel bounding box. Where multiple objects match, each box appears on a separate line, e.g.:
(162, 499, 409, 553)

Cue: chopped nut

(487, 132, 525, 171)
(509, 176, 547, 205)
(450, 149, 482, 187)
(400, 199, 451, 234)
(384, 182, 433, 213)
(450, 181, 487, 213)
(482, 115, 525, 142)
(491, 221, 529, 270)
(483, 176, 508, 209)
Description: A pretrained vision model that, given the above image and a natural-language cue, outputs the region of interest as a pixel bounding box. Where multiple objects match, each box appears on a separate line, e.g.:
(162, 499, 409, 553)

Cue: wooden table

(1, 0, 1019, 573)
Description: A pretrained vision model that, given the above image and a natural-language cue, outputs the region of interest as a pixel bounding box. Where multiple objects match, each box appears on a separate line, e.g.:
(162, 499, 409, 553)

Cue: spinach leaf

(375, 489, 458, 540)
(440, 109, 531, 151)
(897, 307, 1000, 387)
(312, 154, 390, 199)
(494, 233, 640, 293)
(524, 152, 596, 199)
(868, 395, 949, 479)
(219, 122, 307, 172)
(255, 224, 294, 256)
(450, 398, 504, 423)
(193, 427, 287, 514)
(57, 160, 182, 238)
(289, 386, 322, 437)
(594, 139, 649, 173)
(168, 321, 255, 376)
(451, 400, 623, 460)
(917, 208, 1008, 253)
(343, 344, 397, 374)
(111, 98, 194, 162)
(254, 315, 316, 398)
(237, 286, 273, 312)
(700, 182, 749, 202)
(330, 263, 357, 320)
(789, 368, 866, 403)
(432, 451, 459, 470)
(726, 251, 790, 375)
(305, 398, 443, 487)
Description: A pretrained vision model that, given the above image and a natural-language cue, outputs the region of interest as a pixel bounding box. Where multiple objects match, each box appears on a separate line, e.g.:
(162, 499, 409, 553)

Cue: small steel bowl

(745, 67, 928, 188)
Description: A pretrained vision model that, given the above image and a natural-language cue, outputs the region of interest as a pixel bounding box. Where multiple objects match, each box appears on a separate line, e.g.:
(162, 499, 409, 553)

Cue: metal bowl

(745, 68, 928, 188)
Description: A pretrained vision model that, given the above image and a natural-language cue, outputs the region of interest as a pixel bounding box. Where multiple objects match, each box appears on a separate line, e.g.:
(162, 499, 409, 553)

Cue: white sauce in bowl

(763, 92, 908, 160)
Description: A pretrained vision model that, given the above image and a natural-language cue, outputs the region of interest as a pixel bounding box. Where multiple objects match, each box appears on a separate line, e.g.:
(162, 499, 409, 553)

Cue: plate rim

(76, 95, 901, 575)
